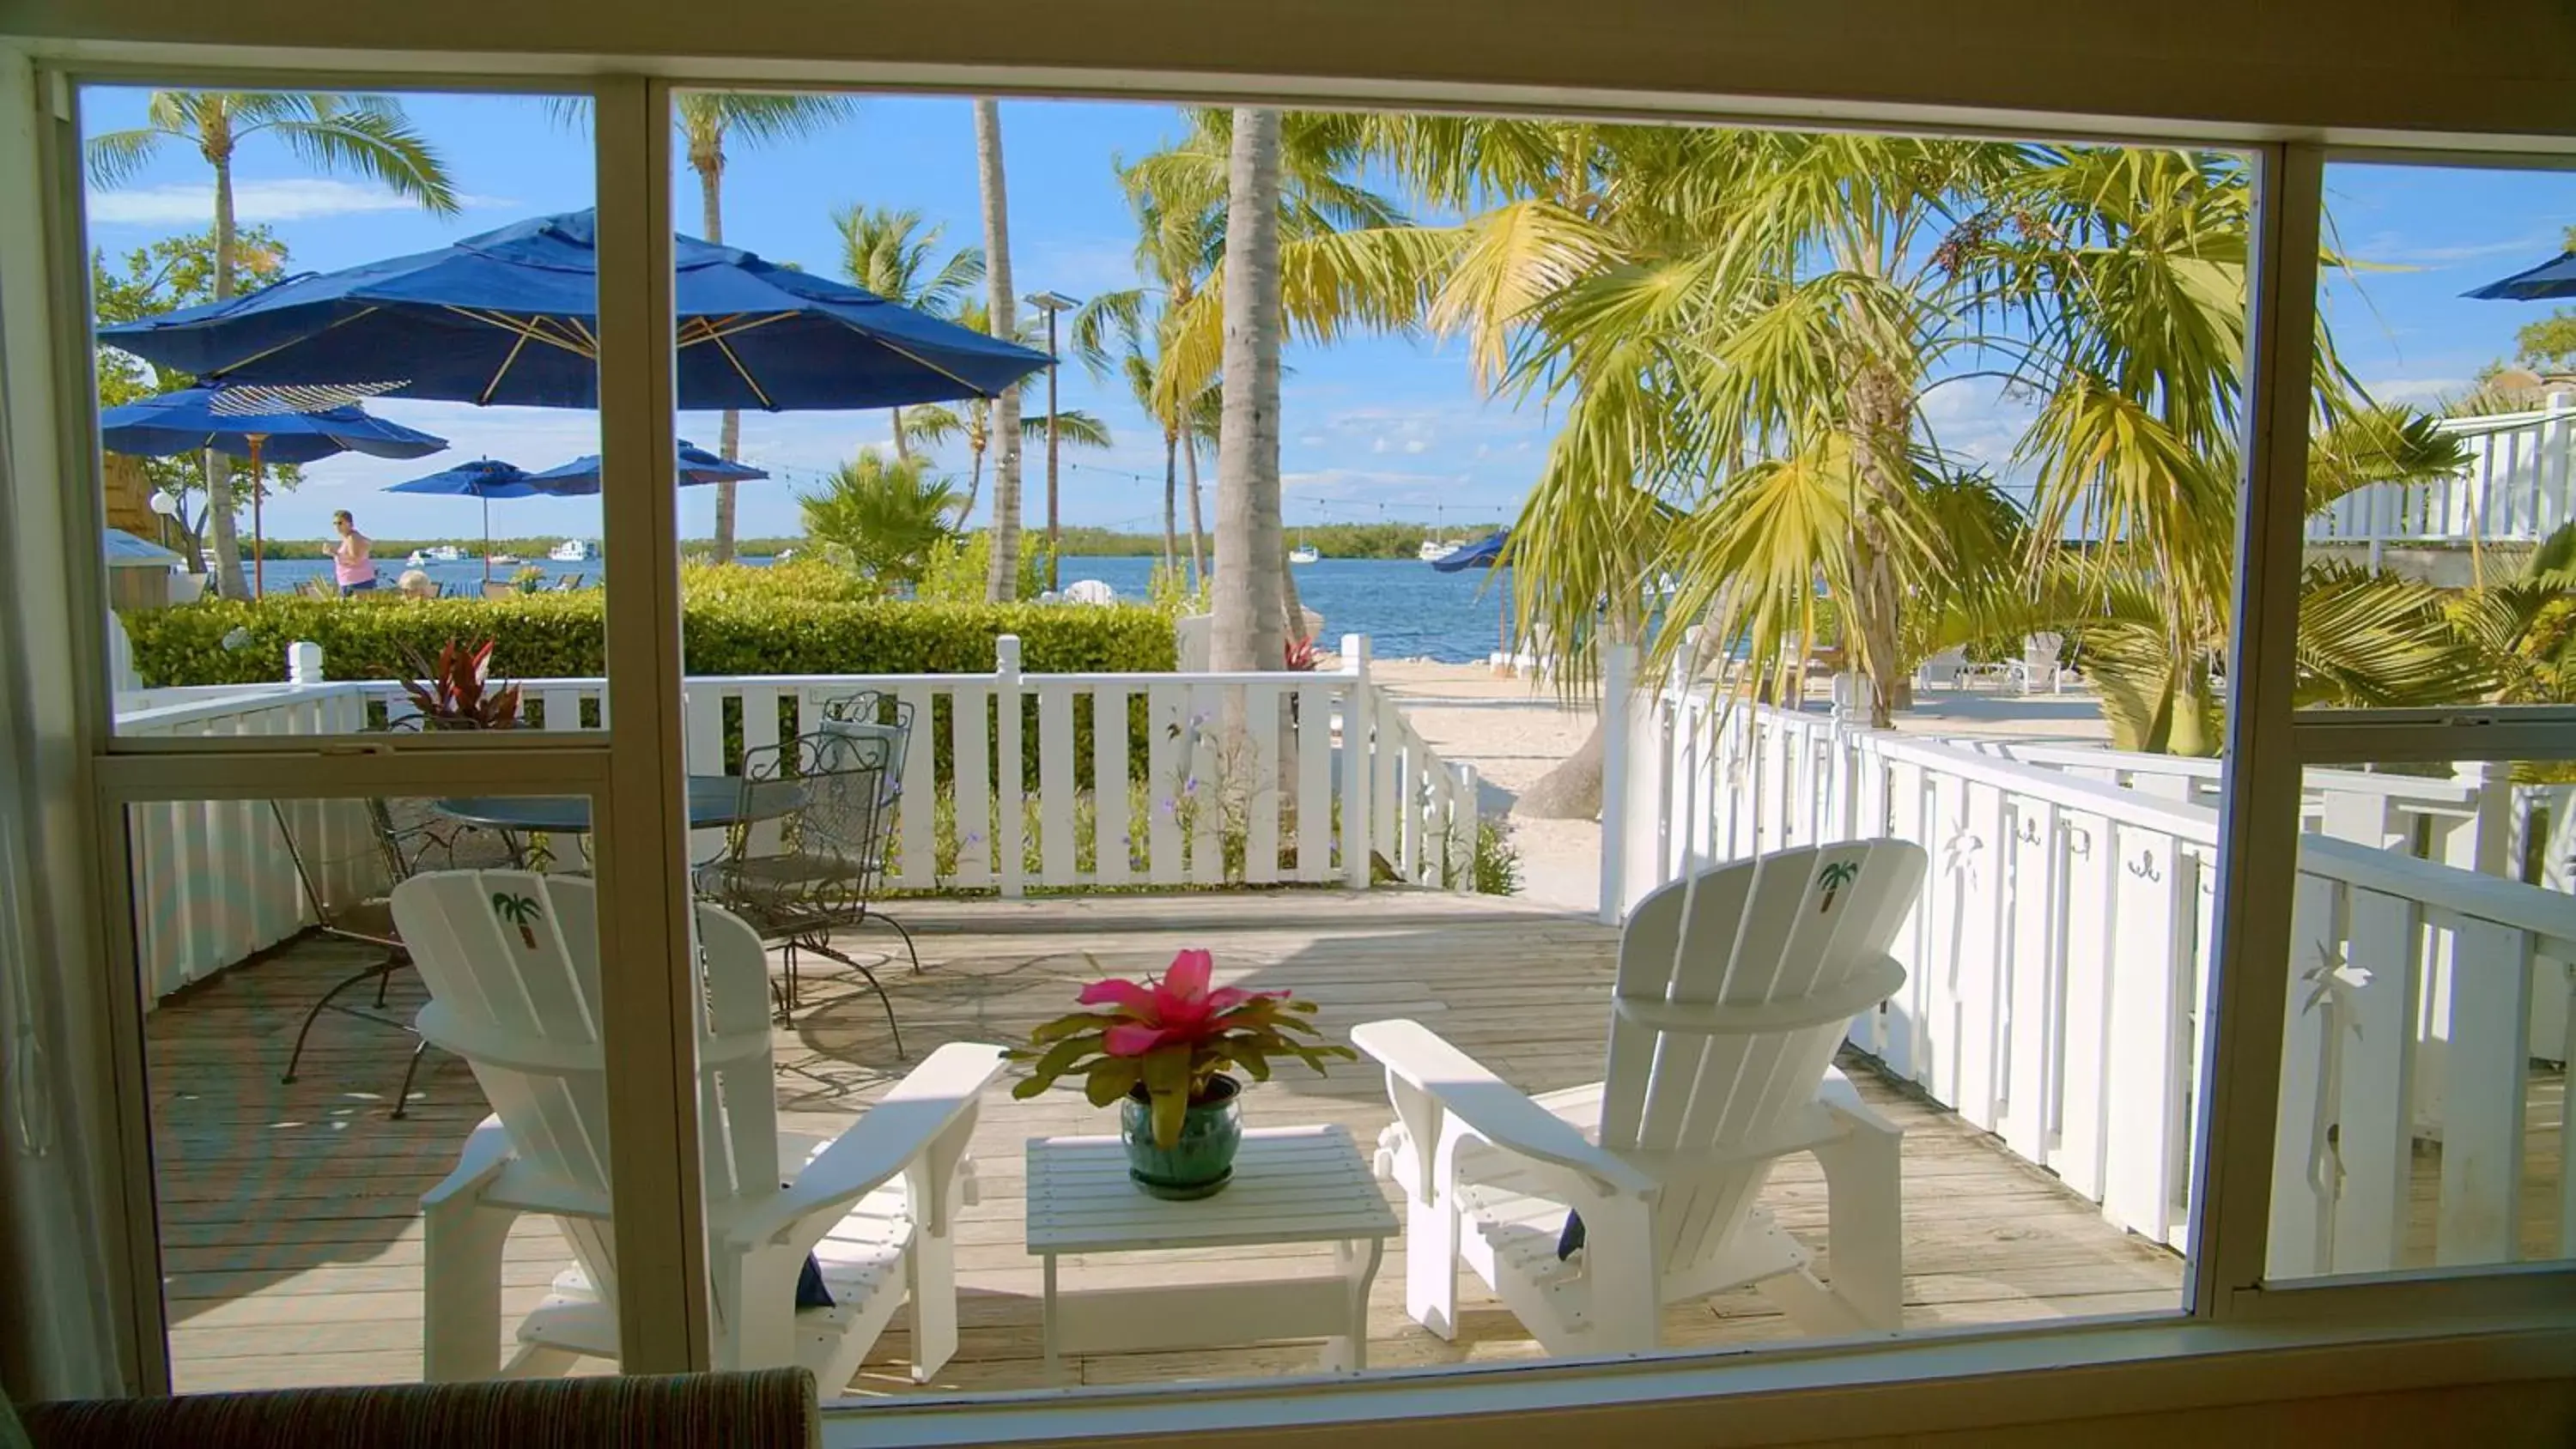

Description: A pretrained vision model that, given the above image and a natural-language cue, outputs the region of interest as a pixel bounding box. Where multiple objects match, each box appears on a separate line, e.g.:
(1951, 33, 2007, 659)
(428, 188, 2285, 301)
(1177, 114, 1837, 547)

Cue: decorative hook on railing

(2065, 824, 2094, 858)
(2013, 816, 2045, 846)
(2127, 850, 2164, 882)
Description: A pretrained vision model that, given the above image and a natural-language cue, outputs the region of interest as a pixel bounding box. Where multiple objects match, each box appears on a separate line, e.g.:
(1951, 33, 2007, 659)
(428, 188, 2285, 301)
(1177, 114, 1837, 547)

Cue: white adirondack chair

(391, 870, 1005, 1391)
(1355, 839, 1927, 1355)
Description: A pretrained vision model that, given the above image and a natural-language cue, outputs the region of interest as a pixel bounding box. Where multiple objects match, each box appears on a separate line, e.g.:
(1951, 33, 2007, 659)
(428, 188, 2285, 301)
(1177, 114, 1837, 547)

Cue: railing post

(286, 640, 323, 685)
(1449, 761, 1479, 893)
(996, 634, 1024, 899)
(1342, 633, 1372, 889)
(1598, 641, 1635, 924)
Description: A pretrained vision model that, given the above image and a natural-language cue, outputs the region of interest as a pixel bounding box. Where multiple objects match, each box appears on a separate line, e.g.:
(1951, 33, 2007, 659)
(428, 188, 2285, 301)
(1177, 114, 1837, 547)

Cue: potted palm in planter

(1011, 949, 1353, 1199)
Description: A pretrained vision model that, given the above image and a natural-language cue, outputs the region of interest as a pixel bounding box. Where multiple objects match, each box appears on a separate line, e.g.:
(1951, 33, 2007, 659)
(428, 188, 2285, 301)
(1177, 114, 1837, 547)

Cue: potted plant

(1011, 949, 1354, 1199)
(398, 637, 523, 730)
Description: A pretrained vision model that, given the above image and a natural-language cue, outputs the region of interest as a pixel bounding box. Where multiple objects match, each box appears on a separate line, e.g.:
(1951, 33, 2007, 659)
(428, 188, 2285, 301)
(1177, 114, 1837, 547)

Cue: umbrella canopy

(1431, 530, 1510, 572)
(97, 209, 1054, 411)
(2465, 251, 2576, 301)
(98, 385, 447, 464)
(525, 439, 769, 496)
(386, 458, 547, 583)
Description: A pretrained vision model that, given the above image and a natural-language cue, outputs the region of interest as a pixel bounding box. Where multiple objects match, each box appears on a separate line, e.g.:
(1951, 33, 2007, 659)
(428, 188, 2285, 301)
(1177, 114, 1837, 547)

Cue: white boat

(488, 553, 521, 567)
(1289, 543, 1320, 565)
(549, 538, 594, 562)
(425, 544, 465, 563)
(404, 549, 428, 567)
(1418, 539, 1462, 562)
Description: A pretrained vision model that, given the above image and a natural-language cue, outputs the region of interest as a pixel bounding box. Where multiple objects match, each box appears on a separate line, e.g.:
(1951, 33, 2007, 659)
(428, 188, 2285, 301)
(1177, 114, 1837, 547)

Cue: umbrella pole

(483, 497, 492, 585)
(249, 435, 265, 598)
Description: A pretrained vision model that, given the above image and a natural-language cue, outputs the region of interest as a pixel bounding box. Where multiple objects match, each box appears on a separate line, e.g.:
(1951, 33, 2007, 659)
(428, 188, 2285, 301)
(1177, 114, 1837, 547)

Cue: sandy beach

(1364, 658, 2114, 918)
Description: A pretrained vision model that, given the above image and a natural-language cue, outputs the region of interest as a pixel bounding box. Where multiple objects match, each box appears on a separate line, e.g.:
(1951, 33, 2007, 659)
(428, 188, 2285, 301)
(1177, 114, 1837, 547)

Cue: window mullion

(2193, 139, 2327, 1320)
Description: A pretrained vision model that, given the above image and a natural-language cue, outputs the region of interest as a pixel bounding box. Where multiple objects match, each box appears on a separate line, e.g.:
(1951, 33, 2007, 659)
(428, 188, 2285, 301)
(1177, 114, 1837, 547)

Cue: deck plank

(146, 890, 2200, 1397)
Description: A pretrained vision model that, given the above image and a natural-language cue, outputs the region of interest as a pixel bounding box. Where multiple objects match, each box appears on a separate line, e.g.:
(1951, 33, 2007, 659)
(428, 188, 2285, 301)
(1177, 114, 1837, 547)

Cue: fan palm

(799, 451, 964, 587)
(902, 294, 1109, 517)
(86, 91, 458, 598)
(672, 92, 854, 563)
(832, 204, 983, 458)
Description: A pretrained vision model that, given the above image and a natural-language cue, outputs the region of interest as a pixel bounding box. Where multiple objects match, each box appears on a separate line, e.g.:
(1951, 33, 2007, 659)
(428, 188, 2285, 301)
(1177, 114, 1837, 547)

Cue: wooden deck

(148, 889, 2194, 1397)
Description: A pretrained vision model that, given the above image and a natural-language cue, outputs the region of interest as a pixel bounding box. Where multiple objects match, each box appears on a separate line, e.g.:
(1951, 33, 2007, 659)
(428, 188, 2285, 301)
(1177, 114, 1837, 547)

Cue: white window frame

(4, 34, 2573, 1440)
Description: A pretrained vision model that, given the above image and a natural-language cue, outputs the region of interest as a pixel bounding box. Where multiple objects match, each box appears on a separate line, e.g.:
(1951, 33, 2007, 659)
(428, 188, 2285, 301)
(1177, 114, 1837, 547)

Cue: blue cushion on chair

(795, 1252, 835, 1310)
(1556, 1210, 1586, 1260)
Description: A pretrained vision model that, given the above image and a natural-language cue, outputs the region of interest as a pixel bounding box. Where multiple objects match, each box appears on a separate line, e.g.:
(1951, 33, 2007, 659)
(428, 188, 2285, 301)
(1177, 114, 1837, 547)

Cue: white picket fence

(1601, 669, 2576, 1279)
(2308, 393, 2576, 548)
(113, 633, 1478, 1003)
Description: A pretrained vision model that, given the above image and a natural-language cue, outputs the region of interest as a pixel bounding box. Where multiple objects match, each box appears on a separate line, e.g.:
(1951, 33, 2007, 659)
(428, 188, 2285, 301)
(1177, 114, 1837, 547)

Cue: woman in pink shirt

(331, 510, 379, 597)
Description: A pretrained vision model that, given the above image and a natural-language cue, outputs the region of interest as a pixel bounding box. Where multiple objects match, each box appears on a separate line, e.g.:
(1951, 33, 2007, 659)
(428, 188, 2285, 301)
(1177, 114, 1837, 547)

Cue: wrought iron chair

(816, 690, 920, 975)
(699, 727, 910, 1054)
(269, 773, 516, 1117)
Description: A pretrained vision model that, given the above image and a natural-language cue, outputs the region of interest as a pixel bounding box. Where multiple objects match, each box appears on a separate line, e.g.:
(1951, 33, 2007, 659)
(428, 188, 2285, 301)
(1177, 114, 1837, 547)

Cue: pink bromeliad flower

(1078, 949, 1290, 1058)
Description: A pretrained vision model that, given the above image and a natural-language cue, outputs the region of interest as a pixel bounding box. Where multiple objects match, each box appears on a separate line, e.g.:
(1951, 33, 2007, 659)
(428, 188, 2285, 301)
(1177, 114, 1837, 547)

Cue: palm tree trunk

(700, 161, 743, 566)
(1845, 362, 1911, 728)
(890, 405, 908, 462)
(202, 149, 250, 600)
(1161, 431, 1180, 577)
(1182, 432, 1208, 588)
(960, 440, 987, 520)
(974, 100, 1024, 603)
(1211, 108, 1285, 674)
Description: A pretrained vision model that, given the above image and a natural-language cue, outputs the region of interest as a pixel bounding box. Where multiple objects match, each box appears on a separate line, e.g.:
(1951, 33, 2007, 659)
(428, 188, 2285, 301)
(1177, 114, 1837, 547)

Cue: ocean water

(235, 553, 1517, 663)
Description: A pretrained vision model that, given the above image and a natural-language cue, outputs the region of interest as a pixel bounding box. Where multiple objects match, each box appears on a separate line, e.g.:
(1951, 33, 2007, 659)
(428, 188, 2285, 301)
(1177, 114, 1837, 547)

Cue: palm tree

(973, 100, 1026, 602)
(1210, 110, 1291, 673)
(799, 451, 965, 586)
(86, 92, 458, 598)
(833, 204, 983, 457)
(901, 394, 1109, 518)
(674, 92, 854, 563)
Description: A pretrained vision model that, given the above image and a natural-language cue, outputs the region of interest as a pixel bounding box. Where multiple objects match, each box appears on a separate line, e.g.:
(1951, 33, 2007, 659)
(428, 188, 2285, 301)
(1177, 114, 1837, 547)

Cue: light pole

(1026, 291, 1078, 592)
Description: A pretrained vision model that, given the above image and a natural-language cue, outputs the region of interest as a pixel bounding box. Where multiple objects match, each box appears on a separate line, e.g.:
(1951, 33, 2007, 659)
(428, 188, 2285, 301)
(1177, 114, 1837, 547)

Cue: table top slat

(1025, 1124, 1398, 1253)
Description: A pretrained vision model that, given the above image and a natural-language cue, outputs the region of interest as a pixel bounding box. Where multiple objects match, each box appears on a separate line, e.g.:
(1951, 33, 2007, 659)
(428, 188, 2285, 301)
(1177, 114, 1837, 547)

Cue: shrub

(914, 530, 1052, 604)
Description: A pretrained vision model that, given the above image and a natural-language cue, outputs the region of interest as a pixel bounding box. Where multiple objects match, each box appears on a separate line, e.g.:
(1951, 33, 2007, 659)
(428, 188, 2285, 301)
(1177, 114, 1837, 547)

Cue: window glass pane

(2264, 758, 2574, 1280)
(2300, 160, 2576, 714)
(88, 87, 603, 739)
(126, 785, 610, 1391)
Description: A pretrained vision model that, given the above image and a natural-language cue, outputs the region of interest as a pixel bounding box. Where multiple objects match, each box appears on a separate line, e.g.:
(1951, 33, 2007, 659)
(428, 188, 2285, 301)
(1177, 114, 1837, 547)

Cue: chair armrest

(1352, 1019, 1656, 1198)
(422, 1115, 515, 1210)
(729, 1042, 1006, 1250)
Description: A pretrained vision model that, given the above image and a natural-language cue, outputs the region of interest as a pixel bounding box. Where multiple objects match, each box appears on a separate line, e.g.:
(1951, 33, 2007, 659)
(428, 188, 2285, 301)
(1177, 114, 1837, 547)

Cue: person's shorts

(340, 579, 380, 597)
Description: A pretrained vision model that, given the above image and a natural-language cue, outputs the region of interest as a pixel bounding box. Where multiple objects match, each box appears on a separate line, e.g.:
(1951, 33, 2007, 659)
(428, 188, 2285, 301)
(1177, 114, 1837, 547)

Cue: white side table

(1025, 1123, 1399, 1378)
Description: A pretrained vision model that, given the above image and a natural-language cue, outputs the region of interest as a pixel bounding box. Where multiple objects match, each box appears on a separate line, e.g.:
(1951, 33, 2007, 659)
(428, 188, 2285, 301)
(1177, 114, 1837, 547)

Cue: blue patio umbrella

(1431, 530, 1510, 573)
(385, 458, 545, 584)
(525, 439, 769, 496)
(96, 209, 1054, 412)
(2464, 251, 2576, 300)
(98, 385, 447, 596)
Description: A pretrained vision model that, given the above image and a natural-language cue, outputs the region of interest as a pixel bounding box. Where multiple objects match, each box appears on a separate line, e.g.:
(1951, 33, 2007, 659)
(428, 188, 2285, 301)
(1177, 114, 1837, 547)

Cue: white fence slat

(2332, 887, 2417, 1273)
(895, 684, 937, 889)
(2436, 919, 2532, 1266)
(539, 685, 584, 732)
(1093, 687, 1132, 887)
(1188, 683, 1224, 885)
(1999, 800, 2058, 1164)
(741, 684, 787, 859)
(2265, 873, 2342, 1279)
(683, 685, 726, 864)
(2053, 809, 2114, 1202)
(1879, 756, 1929, 1082)
(1148, 683, 1186, 887)
(951, 685, 993, 888)
(1953, 780, 2008, 1131)
(1296, 684, 1330, 882)
(997, 669, 1026, 899)
(2103, 825, 2187, 1244)
(1393, 706, 1422, 885)
(1037, 683, 1078, 886)
(1371, 694, 1400, 884)
(1246, 685, 1280, 886)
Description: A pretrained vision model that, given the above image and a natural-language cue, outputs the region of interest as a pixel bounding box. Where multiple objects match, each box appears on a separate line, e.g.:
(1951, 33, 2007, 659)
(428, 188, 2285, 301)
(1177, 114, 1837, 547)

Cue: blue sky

(81, 88, 2576, 543)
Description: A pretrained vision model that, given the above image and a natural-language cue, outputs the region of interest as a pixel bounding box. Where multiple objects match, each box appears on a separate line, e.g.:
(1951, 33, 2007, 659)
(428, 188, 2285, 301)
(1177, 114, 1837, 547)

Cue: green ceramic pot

(1121, 1074, 1243, 1200)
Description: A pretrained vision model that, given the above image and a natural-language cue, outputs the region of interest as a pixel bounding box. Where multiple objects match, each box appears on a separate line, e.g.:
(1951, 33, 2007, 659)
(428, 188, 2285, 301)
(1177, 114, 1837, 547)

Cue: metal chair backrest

(711, 729, 898, 929)
(819, 690, 914, 813)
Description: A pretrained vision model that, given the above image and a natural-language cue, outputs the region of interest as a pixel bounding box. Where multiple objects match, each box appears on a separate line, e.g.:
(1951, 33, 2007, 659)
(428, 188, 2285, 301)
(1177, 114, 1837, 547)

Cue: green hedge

(119, 587, 1176, 791)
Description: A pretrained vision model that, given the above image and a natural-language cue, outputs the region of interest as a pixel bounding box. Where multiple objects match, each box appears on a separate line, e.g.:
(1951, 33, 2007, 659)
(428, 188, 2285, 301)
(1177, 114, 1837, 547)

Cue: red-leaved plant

(1284, 636, 1320, 671)
(399, 638, 523, 730)
(1009, 949, 1354, 1147)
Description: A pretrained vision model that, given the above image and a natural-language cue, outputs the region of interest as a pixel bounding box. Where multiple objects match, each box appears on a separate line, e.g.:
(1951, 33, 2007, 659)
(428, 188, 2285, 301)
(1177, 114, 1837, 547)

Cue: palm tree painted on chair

(491, 891, 543, 950)
(674, 93, 854, 564)
(833, 204, 984, 460)
(86, 92, 459, 599)
(1816, 859, 1862, 913)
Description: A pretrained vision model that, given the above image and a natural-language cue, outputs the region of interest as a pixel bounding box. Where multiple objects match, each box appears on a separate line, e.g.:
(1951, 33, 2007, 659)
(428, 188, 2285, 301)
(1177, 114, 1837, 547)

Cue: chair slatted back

(392, 871, 784, 1312)
(1598, 840, 1925, 1276)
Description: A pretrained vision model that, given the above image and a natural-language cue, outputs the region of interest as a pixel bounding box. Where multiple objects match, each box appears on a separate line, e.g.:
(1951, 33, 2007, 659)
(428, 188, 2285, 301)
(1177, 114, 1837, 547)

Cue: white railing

(2308, 394, 2576, 548)
(112, 633, 1479, 1003)
(1601, 664, 2576, 1277)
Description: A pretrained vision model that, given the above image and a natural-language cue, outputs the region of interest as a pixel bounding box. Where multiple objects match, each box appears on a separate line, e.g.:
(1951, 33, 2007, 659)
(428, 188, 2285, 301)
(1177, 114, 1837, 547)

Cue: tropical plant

(398, 637, 523, 730)
(899, 307, 1109, 518)
(86, 92, 458, 598)
(799, 451, 964, 586)
(1007, 947, 1353, 1148)
(969, 99, 1027, 602)
(671, 92, 854, 563)
(832, 204, 983, 456)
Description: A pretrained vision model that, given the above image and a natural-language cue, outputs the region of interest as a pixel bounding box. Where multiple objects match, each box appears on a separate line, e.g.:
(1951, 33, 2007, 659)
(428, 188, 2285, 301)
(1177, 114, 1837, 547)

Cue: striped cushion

(21, 1367, 819, 1449)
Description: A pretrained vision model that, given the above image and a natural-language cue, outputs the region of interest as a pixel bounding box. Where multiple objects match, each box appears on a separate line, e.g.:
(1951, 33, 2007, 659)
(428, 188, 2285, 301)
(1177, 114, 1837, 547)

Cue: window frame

(5, 34, 2573, 1434)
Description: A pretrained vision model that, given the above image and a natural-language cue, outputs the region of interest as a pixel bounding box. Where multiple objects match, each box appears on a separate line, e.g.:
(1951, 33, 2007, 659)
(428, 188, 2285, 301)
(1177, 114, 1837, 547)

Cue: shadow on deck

(146, 888, 2186, 1396)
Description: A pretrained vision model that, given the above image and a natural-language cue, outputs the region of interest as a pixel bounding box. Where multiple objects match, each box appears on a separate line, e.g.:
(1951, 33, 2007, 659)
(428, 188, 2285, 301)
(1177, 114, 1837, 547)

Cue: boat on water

(488, 552, 521, 567)
(1289, 543, 1320, 565)
(550, 538, 595, 562)
(425, 544, 465, 563)
(1418, 538, 1463, 562)
(404, 549, 428, 567)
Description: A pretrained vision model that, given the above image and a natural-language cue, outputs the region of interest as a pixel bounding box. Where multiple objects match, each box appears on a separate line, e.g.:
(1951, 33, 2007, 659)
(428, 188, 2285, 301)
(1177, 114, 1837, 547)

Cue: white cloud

(87, 178, 513, 226)
(2355, 232, 2555, 269)
(1370, 437, 1389, 453)
(1402, 439, 1428, 454)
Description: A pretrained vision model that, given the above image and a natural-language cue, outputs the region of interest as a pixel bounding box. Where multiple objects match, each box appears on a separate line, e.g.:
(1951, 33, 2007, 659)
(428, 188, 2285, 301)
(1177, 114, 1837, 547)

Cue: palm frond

(264, 97, 459, 215)
(84, 128, 169, 190)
